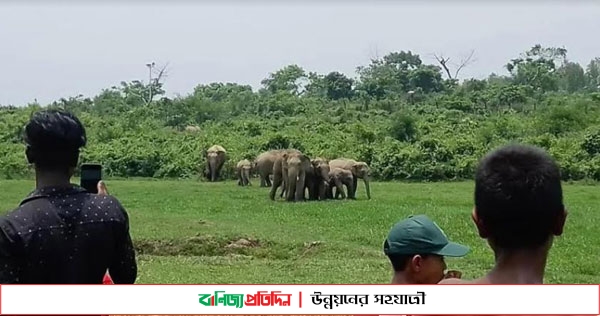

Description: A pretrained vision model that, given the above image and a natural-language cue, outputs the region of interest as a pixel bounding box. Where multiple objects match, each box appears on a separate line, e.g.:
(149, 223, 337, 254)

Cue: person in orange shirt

(440, 144, 567, 285)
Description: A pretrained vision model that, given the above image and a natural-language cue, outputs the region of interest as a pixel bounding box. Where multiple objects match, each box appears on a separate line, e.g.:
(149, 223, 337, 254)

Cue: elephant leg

(260, 174, 266, 187)
(306, 178, 316, 200)
(347, 181, 356, 200)
(281, 169, 288, 198)
(217, 162, 225, 181)
(210, 162, 217, 182)
(206, 164, 212, 181)
(312, 181, 320, 200)
(245, 170, 251, 186)
(280, 176, 286, 198)
(237, 170, 242, 186)
(326, 185, 332, 199)
(270, 172, 282, 200)
(351, 176, 358, 198)
(266, 174, 272, 187)
(318, 182, 327, 200)
(334, 178, 346, 199)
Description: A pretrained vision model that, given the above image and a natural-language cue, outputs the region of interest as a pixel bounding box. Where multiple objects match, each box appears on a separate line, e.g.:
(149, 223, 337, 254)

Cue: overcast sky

(1, 2, 599, 106)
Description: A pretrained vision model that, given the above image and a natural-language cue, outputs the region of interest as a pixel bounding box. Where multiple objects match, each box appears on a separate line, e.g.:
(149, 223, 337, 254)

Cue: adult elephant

(254, 149, 287, 187)
(305, 157, 330, 201)
(270, 149, 311, 202)
(328, 158, 371, 200)
(205, 145, 227, 182)
(236, 159, 253, 186)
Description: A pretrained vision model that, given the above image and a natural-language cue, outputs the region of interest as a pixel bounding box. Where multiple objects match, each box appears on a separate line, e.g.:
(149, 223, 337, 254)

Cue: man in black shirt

(0, 109, 137, 284)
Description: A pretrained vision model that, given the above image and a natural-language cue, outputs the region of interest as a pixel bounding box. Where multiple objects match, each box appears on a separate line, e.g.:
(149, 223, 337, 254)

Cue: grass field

(1, 179, 599, 284)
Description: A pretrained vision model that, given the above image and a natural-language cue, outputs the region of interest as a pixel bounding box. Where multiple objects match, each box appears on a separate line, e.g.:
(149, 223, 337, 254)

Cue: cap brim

(433, 242, 470, 257)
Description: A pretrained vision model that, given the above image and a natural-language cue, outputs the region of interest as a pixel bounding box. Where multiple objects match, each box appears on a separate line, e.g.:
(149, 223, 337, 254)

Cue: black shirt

(0, 185, 137, 284)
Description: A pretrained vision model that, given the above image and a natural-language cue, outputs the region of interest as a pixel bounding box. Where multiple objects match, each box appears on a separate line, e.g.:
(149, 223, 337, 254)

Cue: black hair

(474, 144, 564, 250)
(23, 109, 87, 171)
(387, 253, 432, 272)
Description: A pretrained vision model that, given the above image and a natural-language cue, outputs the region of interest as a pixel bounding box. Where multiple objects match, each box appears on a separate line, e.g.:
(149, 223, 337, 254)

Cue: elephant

(328, 158, 371, 199)
(184, 125, 201, 133)
(205, 145, 227, 182)
(255, 149, 288, 187)
(270, 149, 311, 202)
(236, 159, 253, 186)
(326, 167, 355, 199)
(280, 157, 330, 201)
(305, 157, 330, 200)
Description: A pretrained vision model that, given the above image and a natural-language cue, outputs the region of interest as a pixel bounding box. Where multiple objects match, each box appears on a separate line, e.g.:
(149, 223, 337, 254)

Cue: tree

(356, 51, 445, 98)
(118, 62, 169, 106)
(260, 64, 307, 95)
(585, 58, 600, 90)
(433, 50, 476, 80)
(408, 65, 444, 93)
(558, 62, 586, 93)
(303, 72, 327, 98)
(505, 44, 567, 92)
(323, 71, 354, 100)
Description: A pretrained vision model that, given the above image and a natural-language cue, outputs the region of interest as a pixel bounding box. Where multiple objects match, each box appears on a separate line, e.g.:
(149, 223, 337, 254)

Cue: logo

(198, 290, 293, 308)
(199, 291, 244, 308)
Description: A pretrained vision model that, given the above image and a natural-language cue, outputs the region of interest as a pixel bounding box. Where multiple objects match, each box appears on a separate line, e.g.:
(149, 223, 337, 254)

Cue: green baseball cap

(383, 214, 469, 257)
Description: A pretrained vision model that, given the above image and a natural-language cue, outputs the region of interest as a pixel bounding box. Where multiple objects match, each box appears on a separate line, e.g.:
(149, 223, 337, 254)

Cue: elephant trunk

(209, 156, 218, 182)
(243, 168, 251, 185)
(363, 175, 371, 200)
(320, 167, 330, 183)
(287, 166, 299, 202)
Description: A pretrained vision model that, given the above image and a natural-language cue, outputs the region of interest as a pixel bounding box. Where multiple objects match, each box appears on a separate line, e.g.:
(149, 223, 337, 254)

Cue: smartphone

(80, 163, 102, 194)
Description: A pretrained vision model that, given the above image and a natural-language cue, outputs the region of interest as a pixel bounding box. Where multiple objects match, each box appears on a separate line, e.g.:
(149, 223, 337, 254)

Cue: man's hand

(97, 181, 109, 195)
(444, 270, 462, 279)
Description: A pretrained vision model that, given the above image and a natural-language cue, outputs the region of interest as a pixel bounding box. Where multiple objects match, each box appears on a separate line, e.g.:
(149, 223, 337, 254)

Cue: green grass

(1, 179, 599, 284)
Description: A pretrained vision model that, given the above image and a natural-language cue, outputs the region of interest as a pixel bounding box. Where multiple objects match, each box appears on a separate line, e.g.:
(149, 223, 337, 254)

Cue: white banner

(0, 284, 598, 315)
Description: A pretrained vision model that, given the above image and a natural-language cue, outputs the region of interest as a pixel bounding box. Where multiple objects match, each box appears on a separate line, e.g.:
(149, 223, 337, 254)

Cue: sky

(1, 1, 599, 106)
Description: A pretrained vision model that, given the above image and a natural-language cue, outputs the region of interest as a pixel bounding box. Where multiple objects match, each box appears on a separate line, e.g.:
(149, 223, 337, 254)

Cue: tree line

(1, 44, 599, 182)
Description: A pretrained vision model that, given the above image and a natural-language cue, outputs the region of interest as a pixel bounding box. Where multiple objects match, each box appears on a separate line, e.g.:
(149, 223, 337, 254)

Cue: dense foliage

(2, 44, 600, 182)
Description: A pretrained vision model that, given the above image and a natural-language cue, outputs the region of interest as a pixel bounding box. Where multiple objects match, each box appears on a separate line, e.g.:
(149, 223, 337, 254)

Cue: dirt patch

(303, 240, 323, 250)
(225, 238, 261, 249)
(133, 234, 320, 260)
(134, 235, 271, 258)
(299, 240, 325, 257)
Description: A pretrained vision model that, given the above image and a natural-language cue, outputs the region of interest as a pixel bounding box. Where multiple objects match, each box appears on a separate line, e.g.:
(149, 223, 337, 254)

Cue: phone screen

(80, 164, 102, 193)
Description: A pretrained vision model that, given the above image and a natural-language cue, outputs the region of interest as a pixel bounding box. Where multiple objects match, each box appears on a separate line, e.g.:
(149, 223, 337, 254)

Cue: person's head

(23, 109, 87, 176)
(384, 215, 469, 284)
(473, 144, 567, 254)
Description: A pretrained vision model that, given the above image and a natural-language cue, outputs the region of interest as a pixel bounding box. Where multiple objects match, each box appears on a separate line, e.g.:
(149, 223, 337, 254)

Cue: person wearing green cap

(383, 214, 469, 284)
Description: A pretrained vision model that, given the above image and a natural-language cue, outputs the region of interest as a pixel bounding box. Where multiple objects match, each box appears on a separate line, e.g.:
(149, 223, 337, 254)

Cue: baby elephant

(327, 167, 355, 199)
(236, 159, 253, 186)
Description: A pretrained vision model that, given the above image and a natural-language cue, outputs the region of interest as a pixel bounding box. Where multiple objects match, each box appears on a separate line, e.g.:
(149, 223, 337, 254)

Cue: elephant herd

(203, 145, 372, 202)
